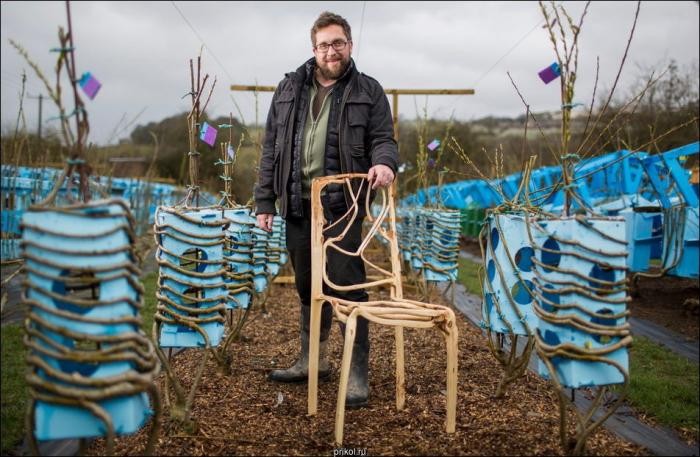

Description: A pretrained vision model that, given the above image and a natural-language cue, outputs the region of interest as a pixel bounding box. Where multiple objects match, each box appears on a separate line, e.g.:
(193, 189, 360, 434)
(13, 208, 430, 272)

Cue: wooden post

(392, 92, 399, 141)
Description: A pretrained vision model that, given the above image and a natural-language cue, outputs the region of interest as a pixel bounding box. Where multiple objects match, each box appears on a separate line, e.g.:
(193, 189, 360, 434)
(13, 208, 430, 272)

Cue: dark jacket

(254, 57, 398, 219)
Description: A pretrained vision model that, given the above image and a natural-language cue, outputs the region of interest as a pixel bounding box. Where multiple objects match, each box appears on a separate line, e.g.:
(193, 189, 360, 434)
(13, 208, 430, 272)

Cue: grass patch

(1, 324, 27, 454)
(458, 257, 483, 296)
(625, 335, 699, 434)
(140, 271, 158, 335)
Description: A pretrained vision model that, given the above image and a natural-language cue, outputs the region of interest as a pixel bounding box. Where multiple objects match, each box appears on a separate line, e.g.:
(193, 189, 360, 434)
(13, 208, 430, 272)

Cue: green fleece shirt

(301, 79, 334, 198)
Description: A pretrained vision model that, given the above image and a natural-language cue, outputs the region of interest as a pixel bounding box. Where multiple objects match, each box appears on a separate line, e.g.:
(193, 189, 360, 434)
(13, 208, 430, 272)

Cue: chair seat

(327, 296, 454, 326)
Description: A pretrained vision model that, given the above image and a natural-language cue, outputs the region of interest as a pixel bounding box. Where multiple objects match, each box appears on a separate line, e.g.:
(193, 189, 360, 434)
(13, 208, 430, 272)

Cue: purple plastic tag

(427, 139, 441, 151)
(538, 62, 561, 84)
(227, 144, 235, 160)
(199, 122, 217, 146)
(79, 72, 101, 99)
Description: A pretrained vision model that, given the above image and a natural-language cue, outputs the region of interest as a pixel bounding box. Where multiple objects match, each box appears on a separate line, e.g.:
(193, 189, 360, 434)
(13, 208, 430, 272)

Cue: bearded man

(254, 11, 398, 408)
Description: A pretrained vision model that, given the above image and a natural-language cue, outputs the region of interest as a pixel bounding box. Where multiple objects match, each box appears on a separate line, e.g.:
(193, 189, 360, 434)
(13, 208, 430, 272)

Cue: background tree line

(2, 60, 697, 205)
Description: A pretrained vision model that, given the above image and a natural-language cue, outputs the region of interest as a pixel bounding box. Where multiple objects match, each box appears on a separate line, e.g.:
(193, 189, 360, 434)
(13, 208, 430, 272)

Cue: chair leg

(335, 312, 358, 446)
(444, 314, 459, 433)
(308, 299, 323, 416)
(394, 326, 405, 411)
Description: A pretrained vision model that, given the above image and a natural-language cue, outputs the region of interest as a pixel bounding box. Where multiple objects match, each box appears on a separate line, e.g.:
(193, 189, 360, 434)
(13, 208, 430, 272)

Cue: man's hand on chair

(257, 213, 274, 232)
(367, 164, 395, 189)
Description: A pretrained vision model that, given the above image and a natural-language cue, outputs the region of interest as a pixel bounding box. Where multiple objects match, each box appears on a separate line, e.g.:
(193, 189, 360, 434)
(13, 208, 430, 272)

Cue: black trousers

(285, 199, 369, 342)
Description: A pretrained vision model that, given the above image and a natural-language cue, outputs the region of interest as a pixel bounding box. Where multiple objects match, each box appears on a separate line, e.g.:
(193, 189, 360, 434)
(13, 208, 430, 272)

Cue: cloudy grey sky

(1, 1, 698, 146)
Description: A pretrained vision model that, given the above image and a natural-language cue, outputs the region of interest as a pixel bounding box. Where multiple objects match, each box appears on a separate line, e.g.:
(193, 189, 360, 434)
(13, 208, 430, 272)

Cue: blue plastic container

(482, 212, 539, 335)
(421, 209, 460, 282)
(155, 207, 227, 347)
(663, 206, 699, 279)
(21, 200, 155, 441)
(532, 216, 629, 388)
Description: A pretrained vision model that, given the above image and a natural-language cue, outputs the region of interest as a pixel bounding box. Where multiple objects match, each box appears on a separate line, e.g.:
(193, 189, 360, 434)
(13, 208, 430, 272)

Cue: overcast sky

(1, 1, 698, 146)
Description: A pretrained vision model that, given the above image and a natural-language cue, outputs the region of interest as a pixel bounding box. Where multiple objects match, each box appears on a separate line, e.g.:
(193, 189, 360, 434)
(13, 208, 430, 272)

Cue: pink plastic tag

(199, 122, 217, 146)
(79, 72, 101, 99)
(538, 62, 561, 84)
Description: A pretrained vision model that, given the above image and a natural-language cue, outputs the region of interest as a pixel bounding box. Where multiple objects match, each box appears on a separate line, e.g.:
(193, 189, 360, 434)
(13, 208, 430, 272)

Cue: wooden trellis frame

(230, 85, 475, 140)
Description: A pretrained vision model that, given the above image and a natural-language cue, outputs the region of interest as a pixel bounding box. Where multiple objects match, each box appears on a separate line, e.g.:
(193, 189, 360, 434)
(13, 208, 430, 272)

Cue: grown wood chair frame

(307, 173, 458, 445)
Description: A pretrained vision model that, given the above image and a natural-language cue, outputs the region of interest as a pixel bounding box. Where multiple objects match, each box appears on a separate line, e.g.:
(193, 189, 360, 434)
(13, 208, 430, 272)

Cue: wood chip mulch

(88, 264, 647, 456)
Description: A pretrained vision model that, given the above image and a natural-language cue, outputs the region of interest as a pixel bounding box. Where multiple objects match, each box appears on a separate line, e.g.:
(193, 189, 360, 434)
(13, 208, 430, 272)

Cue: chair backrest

(310, 173, 405, 301)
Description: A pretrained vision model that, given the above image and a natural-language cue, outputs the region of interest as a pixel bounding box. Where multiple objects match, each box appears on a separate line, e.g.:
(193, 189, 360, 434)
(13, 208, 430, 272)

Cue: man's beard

(317, 56, 350, 80)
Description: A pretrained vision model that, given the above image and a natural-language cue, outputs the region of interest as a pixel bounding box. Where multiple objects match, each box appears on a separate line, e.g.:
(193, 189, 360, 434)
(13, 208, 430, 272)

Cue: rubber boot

(268, 304, 332, 383)
(341, 317, 370, 408)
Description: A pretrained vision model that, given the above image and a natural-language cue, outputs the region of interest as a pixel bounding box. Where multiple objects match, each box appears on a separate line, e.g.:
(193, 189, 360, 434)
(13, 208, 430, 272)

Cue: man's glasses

(314, 39, 349, 53)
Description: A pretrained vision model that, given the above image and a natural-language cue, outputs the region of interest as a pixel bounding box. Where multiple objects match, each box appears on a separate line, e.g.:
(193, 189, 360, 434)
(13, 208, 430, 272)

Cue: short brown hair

(310, 11, 352, 46)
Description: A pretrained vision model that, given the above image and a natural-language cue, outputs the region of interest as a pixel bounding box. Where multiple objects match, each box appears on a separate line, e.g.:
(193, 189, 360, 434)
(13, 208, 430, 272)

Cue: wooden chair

(307, 173, 458, 445)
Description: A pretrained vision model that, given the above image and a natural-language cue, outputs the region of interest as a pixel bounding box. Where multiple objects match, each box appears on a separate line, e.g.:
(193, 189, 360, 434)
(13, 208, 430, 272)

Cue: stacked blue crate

(108, 177, 130, 199)
(21, 199, 158, 441)
(396, 206, 413, 262)
(641, 142, 699, 279)
(439, 184, 467, 209)
(1, 166, 187, 261)
(409, 208, 425, 273)
(250, 220, 271, 294)
(266, 216, 288, 277)
(481, 212, 538, 335)
(1, 238, 21, 259)
(412, 188, 428, 207)
(532, 216, 629, 388)
(597, 194, 663, 273)
(662, 205, 699, 278)
(474, 181, 502, 208)
(530, 167, 564, 209)
(399, 194, 419, 208)
(499, 174, 521, 201)
(277, 216, 288, 267)
(455, 181, 477, 208)
(621, 207, 664, 273)
(674, 206, 699, 278)
(425, 186, 441, 207)
(1, 207, 21, 235)
(155, 206, 228, 347)
(222, 207, 256, 310)
(421, 209, 460, 282)
(1, 173, 51, 260)
(574, 150, 649, 205)
(575, 151, 623, 202)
